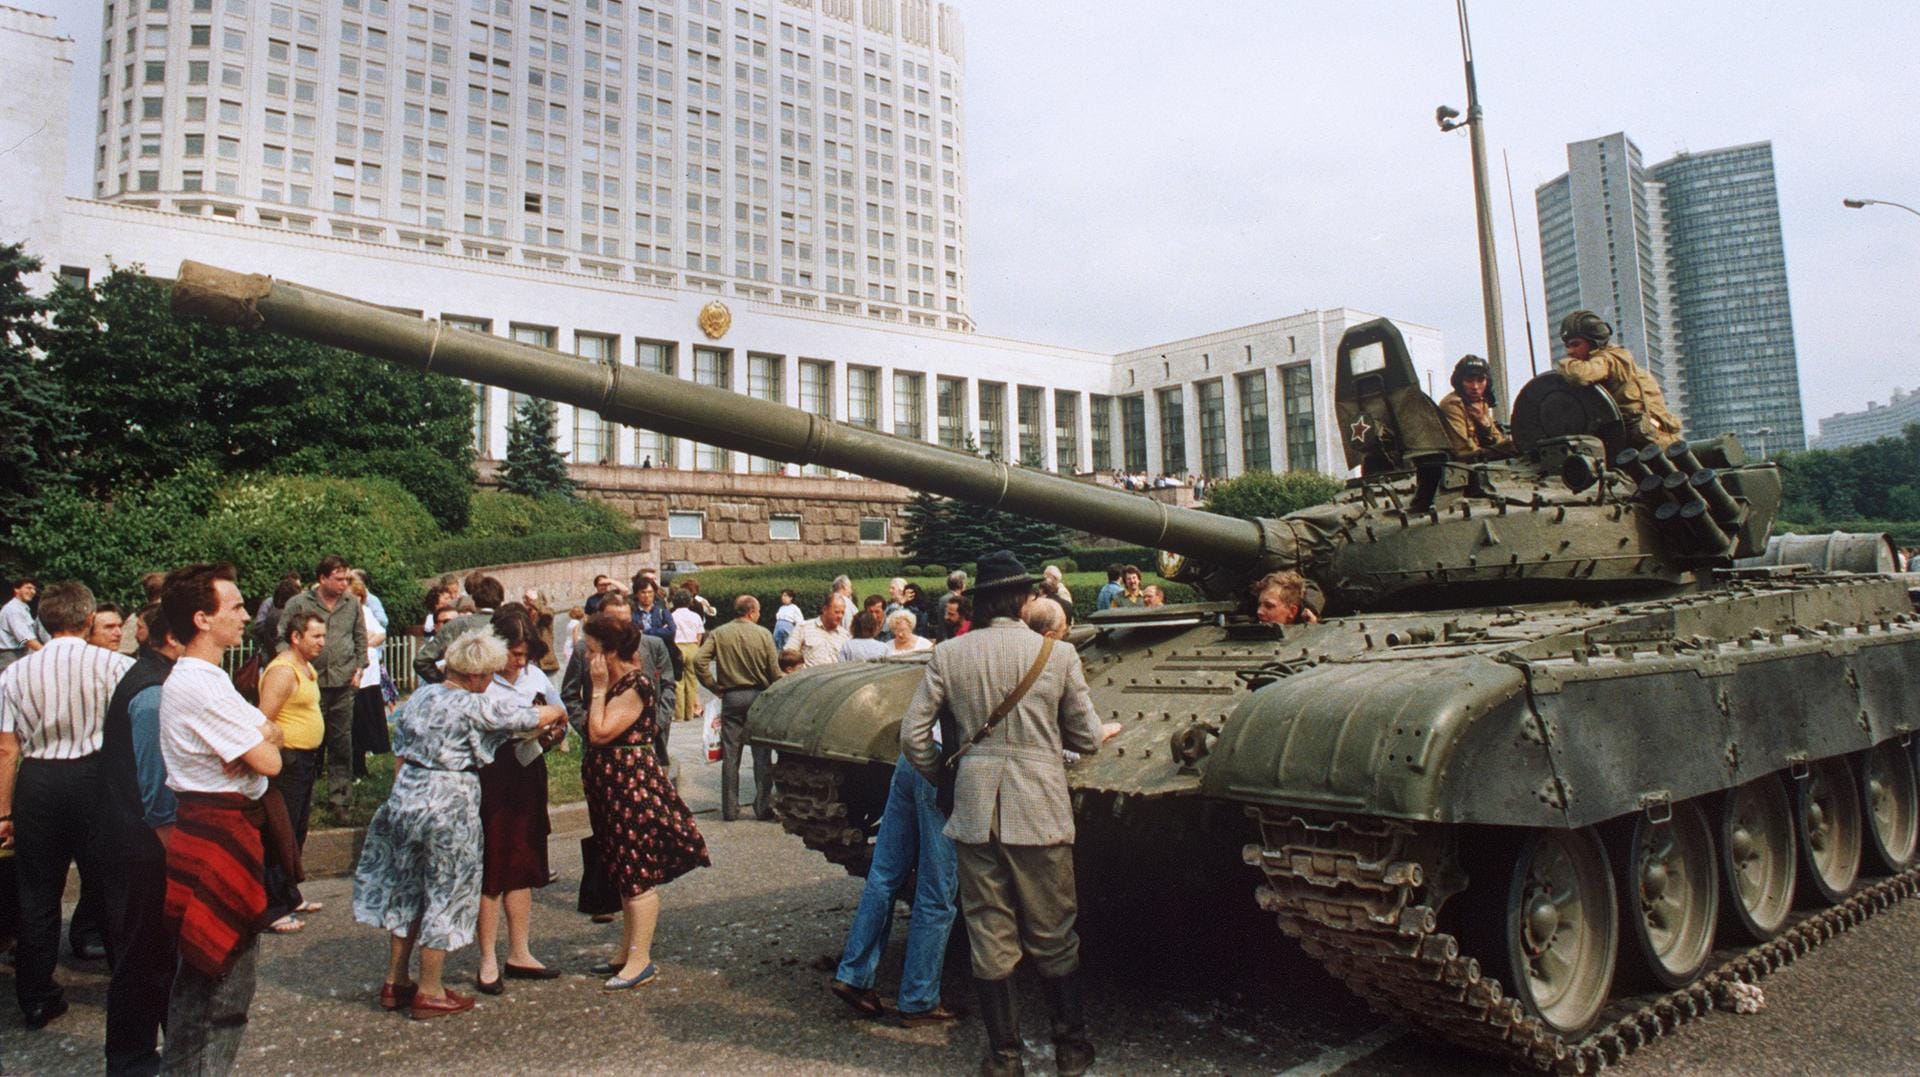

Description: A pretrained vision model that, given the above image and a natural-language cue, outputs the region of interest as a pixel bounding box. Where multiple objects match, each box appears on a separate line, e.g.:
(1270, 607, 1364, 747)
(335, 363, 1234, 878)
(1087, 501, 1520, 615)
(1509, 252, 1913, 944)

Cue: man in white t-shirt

(157, 563, 283, 1075)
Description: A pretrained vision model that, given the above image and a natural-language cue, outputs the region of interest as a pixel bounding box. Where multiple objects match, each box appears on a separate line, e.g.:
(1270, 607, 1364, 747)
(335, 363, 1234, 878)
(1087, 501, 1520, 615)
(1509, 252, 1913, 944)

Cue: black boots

(1041, 971, 1095, 1077)
(975, 975, 1024, 1076)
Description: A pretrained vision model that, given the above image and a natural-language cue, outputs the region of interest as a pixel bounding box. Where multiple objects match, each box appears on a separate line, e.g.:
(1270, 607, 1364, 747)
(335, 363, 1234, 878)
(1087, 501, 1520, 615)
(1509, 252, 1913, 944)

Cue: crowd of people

(0, 550, 1325, 1074)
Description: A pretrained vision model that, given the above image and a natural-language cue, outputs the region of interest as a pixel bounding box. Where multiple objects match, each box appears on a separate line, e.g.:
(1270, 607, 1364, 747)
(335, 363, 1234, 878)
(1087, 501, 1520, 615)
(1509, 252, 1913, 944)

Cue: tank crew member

(1254, 570, 1320, 626)
(1555, 311, 1682, 448)
(901, 551, 1119, 1077)
(1437, 355, 1515, 462)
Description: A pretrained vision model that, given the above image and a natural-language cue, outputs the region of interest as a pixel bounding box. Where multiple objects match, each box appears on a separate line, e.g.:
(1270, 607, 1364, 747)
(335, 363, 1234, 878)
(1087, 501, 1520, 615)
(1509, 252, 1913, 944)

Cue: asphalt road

(7, 726, 1920, 1075)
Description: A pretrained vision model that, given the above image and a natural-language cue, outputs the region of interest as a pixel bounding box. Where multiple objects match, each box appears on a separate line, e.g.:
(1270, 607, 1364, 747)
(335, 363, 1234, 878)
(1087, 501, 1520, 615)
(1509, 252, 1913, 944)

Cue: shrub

(1043, 557, 1078, 574)
(464, 490, 634, 540)
(412, 530, 640, 576)
(1204, 470, 1344, 521)
(1070, 545, 1157, 571)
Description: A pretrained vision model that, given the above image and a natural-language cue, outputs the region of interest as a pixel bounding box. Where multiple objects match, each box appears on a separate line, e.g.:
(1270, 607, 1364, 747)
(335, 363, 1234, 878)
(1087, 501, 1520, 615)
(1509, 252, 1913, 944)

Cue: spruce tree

(899, 491, 954, 566)
(498, 396, 576, 498)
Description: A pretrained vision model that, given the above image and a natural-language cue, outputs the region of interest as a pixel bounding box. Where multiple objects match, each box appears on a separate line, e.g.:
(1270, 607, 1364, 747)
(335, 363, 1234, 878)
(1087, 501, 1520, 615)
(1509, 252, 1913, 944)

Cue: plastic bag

(701, 695, 724, 764)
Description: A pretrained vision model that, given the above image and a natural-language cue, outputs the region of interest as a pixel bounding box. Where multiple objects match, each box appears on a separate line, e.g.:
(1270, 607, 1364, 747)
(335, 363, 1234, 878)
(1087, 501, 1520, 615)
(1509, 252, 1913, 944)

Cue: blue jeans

(834, 755, 958, 1014)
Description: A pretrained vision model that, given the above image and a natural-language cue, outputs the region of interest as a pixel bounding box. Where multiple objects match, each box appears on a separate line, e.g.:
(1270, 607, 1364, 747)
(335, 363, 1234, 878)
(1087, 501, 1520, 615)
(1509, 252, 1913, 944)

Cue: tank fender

(745, 657, 928, 763)
(1199, 655, 1569, 827)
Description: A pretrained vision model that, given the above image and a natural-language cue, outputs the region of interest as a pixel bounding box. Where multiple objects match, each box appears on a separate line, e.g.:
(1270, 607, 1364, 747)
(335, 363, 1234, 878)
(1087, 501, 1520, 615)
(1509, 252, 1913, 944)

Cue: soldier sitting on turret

(1555, 310, 1682, 449)
(1437, 354, 1515, 462)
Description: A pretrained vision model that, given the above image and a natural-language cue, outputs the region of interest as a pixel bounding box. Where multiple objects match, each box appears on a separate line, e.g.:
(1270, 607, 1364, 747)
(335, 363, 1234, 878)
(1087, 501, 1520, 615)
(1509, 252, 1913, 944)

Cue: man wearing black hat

(1555, 310, 1682, 449)
(901, 550, 1118, 1077)
(1437, 354, 1514, 462)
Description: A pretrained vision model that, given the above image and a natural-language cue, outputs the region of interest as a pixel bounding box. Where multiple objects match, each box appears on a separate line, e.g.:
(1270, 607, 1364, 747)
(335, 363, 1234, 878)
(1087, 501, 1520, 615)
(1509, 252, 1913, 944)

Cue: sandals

(267, 915, 305, 934)
(294, 901, 325, 914)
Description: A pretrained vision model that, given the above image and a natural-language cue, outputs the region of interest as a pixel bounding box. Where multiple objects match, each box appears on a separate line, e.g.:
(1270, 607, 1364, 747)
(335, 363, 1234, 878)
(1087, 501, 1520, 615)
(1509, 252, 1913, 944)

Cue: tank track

(1246, 806, 1920, 1074)
(769, 757, 873, 875)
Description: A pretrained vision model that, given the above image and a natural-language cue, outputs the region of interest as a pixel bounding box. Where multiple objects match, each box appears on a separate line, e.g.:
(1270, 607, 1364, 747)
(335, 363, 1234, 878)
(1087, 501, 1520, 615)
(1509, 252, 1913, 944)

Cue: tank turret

(171, 262, 1781, 614)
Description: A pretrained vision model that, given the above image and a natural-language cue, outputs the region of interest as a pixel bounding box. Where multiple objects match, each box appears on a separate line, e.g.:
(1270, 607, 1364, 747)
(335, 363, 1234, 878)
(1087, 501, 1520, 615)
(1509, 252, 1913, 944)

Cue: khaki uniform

(1556, 345, 1682, 447)
(1437, 391, 1515, 461)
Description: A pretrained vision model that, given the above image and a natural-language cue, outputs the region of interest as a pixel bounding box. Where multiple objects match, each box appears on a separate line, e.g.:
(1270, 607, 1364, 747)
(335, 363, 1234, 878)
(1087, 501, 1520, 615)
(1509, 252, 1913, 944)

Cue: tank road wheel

(1718, 775, 1796, 942)
(1488, 828, 1618, 1038)
(1794, 756, 1864, 906)
(1860, 742, 1920, 874)
(1611, 800, 1718, 989)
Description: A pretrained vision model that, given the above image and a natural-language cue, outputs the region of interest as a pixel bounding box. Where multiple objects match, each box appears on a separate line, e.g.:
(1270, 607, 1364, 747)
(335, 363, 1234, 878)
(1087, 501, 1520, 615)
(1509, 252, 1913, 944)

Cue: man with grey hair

(693, 594, 783, 821)
(1021, 594, 1068, 640)
(0, 580, 135, 1030)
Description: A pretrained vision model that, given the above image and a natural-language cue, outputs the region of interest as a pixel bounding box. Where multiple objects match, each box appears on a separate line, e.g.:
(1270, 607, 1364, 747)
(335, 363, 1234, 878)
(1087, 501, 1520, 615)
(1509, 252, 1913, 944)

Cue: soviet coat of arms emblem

(697, 300, 732, 340)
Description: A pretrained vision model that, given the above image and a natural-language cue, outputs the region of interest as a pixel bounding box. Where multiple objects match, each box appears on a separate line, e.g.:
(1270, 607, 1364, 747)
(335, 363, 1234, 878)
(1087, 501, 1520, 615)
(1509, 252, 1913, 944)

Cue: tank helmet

(1450, 354, 1492, 394)
(1559, 310, 1612, 346)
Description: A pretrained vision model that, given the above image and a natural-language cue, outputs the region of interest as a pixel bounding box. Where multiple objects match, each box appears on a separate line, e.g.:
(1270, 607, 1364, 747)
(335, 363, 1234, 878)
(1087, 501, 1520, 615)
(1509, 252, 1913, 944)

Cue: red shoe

(378, 982, 418, 1011)
(409, 988, 476, 1020)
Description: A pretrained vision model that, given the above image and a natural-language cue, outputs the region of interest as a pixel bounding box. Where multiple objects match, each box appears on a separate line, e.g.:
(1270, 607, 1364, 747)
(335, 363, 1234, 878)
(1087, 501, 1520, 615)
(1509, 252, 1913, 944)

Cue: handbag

(577, 835, 621, 916)
(233, 650, 264, 705)
(933, 637, 1055, 817)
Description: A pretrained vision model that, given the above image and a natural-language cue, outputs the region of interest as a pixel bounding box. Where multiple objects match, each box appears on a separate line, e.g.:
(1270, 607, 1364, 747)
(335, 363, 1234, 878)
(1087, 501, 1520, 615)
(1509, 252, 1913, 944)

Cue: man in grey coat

(901, 551, 1118, 1077)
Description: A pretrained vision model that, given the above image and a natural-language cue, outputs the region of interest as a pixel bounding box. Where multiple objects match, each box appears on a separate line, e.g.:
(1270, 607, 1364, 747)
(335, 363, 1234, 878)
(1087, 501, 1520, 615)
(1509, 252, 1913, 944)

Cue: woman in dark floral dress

(581, 614, 710, 990)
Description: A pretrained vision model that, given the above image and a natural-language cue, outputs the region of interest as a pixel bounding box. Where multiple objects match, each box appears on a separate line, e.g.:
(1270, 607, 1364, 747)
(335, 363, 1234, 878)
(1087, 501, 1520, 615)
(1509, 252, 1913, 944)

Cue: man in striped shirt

(0, 579, 135, 1029)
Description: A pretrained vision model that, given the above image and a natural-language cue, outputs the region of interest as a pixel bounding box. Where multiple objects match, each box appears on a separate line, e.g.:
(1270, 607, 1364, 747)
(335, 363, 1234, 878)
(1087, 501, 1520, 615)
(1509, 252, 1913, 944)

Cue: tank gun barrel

(169, 262, 1270, 567)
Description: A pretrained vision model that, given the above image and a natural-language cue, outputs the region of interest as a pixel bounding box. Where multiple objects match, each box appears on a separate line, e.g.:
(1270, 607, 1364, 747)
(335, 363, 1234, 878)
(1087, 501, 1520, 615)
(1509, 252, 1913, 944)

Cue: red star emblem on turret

(1349, 413, 1374, 446)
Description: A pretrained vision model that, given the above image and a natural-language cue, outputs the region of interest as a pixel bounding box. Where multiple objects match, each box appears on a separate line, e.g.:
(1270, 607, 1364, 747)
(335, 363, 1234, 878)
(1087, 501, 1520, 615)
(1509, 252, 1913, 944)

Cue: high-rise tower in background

(92, 0, 974, 330)
(1536, 133, 1805, 454)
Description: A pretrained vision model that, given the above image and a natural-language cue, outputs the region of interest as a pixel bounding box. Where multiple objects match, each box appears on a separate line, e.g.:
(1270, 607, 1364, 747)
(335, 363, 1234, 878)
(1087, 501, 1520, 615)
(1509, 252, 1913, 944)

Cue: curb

(300, 800, 593, 878)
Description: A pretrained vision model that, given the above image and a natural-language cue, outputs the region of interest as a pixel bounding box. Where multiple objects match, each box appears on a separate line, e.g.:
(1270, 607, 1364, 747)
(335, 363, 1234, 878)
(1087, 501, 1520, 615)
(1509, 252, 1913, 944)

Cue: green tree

(1776, 424, 1920, 525)
(498, 395, 576, 498)
(1204, 469, 1344, 521)
(899, 491, 956, 566)
(42, 266, 477, 529)
(0, 244, 78, 531)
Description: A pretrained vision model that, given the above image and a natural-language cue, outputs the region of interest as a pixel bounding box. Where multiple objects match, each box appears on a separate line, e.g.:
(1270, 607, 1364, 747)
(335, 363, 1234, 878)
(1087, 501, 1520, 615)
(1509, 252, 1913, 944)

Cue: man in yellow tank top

(259, 613, 327, 932)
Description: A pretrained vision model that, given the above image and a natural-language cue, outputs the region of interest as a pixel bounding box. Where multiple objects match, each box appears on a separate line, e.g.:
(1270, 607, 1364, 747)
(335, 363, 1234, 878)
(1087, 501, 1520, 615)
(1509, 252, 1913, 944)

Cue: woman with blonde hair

(353, 630, 568, 1019)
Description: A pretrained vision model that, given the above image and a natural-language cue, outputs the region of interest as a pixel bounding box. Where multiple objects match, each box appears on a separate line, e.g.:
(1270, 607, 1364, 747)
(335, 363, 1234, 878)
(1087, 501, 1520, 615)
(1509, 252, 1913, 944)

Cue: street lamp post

(1843, 197, 1920, 221)
(1749, 426, 1773, 461)
(1434, 0, 1508, 423)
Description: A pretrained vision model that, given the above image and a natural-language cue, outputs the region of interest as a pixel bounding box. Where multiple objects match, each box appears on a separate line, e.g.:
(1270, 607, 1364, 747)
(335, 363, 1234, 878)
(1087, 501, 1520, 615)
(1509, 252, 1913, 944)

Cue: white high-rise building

(93, 0, 974, 330)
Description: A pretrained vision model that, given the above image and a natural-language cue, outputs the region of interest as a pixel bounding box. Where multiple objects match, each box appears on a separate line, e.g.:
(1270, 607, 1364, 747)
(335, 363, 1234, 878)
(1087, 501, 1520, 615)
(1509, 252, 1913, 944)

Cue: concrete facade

(0, 7, 73, 291)
(1812, 388, 1920, 450)
(89, 0, 974, 330)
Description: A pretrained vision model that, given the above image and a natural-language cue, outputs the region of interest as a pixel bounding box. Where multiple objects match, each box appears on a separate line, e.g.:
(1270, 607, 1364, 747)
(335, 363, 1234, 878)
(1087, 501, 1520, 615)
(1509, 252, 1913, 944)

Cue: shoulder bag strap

(945, 637, 1056, 770)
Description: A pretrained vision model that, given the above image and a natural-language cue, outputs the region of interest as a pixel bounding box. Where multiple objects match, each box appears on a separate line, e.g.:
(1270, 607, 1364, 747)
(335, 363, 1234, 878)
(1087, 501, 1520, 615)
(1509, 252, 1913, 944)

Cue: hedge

(463, 490, 634, 540)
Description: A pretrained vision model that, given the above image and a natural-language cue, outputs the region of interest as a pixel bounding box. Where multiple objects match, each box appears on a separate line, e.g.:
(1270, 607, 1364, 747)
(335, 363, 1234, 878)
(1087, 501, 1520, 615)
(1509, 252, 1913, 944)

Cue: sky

(23, 0, 1920, 438)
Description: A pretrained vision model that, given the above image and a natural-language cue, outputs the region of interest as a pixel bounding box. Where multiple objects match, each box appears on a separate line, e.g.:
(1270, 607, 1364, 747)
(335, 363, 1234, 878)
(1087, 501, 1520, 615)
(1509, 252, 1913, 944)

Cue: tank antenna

(1502, 149, 1540, 377)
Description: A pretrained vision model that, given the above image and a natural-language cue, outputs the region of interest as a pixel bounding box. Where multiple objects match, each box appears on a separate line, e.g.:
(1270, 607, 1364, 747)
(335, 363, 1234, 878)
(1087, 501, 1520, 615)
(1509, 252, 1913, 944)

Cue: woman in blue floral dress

(352, 630, 568, 1019)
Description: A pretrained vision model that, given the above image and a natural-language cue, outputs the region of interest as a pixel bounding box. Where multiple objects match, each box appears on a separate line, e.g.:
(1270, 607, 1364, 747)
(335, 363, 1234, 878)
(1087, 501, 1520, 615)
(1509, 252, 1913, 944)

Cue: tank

(172, 262, 1920, 1073)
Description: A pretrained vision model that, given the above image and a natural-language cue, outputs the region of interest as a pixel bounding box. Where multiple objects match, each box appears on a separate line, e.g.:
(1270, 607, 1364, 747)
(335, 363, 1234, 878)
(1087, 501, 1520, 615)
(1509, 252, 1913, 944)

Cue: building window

(507, 324, 555, 417)
(632, 339, 676, 468)
(1088, 395, 1113, 472)
(846, 366, 879, 429)
(1195, 380, 1227, 478)
(1280, 363, 1316, 472)
(859, 516, 888, 544)
(799, 359, 833, 475)
(1237, 371, 1271, 473)
(692, 346, 731, 470)
(573, 332, 616, 464)
(1053, 390, 1079, 474)
(892, 370, 924, 440)
(769, 514, 801, 541)
(977, 382, 1005, 459)
(1120, 395, 1147, 473)
(667, 511, 704, 539)
(443, 315, 492, 457)
(935, 375, 966, 449)
(1016, 385, 1044, 467)
(747, 352, 784, 473)
(1157, 386, 1187, 476)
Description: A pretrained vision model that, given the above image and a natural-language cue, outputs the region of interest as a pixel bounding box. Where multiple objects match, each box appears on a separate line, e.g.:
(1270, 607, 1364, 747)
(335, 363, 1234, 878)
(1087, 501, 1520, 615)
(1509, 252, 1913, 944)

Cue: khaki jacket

(901, 619, 1103, 847)
(1556, 345, 1682, 446)
(1437, 391, 1514, 460)
(277, 587, 366, 689)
